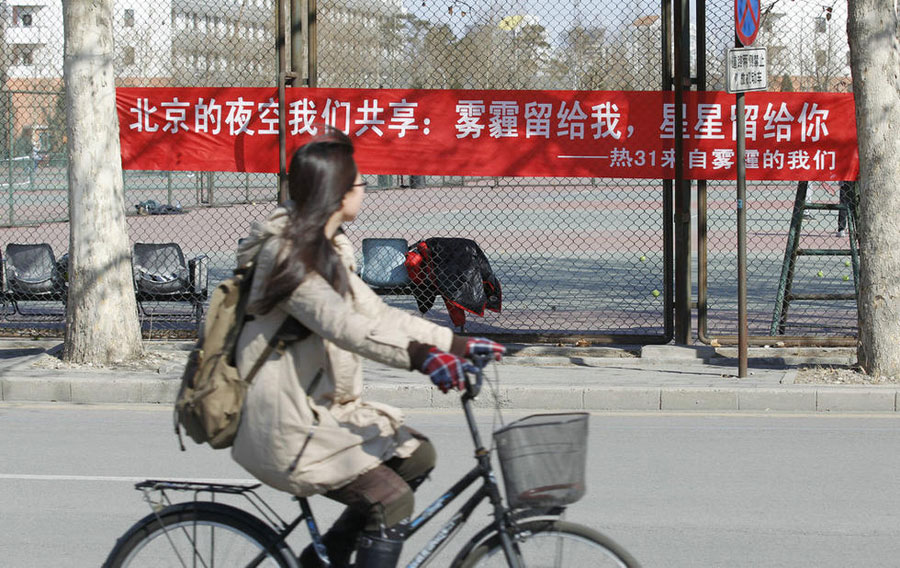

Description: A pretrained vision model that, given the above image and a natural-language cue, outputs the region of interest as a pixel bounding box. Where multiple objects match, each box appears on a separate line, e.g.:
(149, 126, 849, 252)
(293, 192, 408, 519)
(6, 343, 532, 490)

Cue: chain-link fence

(0, 0, 855, 341)
(312, 0, 672, 339)
(700, 0, 856, 340)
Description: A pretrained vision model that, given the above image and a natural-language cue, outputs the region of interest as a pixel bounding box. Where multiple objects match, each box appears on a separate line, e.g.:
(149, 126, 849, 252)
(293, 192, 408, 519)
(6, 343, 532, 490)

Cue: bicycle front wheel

(103, 502, 297, 568)
(456, 519, 640, 568)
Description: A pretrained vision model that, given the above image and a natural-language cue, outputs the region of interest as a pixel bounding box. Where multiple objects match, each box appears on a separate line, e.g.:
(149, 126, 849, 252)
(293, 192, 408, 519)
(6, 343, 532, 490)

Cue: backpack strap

(238, 240, 312, 384)
(243, 315, 310, 385)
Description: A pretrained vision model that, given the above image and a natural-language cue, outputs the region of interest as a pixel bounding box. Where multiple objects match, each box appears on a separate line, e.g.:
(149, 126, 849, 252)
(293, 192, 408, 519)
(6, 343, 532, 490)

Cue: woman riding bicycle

(231, 128, 505, 568)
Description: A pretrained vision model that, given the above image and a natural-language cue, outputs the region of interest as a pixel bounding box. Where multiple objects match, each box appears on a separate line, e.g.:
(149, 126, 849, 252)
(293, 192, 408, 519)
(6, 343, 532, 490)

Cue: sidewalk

(0, 340, 896, 413)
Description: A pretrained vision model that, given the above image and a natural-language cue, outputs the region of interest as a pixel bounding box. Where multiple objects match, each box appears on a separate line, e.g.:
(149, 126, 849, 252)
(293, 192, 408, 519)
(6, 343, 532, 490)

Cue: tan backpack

(174, 256, 308, 450)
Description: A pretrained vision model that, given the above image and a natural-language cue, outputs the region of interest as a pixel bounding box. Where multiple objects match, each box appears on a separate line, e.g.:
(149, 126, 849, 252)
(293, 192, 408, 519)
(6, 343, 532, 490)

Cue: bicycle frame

(130, 360, 529, 568)
(388, 373, 524, 568)
(305, 363, 526, 568)
(397, 453, 501, 567)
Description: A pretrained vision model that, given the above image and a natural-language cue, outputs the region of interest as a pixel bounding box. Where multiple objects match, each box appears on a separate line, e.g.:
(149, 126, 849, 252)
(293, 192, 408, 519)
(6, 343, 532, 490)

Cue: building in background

(759, 0, 850, 92)
(0, 0, 275, 155)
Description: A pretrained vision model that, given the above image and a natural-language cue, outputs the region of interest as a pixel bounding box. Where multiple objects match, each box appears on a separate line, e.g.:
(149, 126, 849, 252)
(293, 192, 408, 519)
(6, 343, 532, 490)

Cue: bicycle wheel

(455, 519, 640, 568)
(103, 502, 297, 568)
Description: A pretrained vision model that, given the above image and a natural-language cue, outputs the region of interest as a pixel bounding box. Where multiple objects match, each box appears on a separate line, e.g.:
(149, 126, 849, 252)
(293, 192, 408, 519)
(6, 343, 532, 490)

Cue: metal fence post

(673, 0, 693, 344)
(277, 0, 290, 203)
(6, 90, 13, 225)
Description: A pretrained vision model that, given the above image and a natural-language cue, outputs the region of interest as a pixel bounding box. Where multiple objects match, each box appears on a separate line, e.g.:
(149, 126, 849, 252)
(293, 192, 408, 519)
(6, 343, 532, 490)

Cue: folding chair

(359, 238, 412, 295)
(3, 243, 68, 315)
(132, 242, 208, 328)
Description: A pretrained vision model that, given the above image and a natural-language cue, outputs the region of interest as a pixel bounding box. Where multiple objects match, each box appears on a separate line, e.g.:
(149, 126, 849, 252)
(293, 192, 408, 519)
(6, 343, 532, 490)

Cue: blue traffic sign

(735, 0, 761, 46)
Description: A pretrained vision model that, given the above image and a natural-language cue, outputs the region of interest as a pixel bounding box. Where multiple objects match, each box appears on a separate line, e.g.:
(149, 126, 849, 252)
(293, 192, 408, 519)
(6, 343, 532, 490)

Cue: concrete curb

(0, 342, 884, 412)
(2, 374, 899, 413)
(0, 373, 181, 404)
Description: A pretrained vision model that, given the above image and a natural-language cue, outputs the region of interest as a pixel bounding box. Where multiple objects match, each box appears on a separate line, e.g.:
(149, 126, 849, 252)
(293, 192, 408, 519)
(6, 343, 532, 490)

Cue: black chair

(2, 243, 68, 315)
(132, 242, 208, 327)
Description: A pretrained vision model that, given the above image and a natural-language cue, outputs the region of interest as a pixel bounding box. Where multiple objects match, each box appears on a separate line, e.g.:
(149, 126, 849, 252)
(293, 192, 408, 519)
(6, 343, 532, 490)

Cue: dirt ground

(30, 346, 189, 374)
(794, 365, 900, 385)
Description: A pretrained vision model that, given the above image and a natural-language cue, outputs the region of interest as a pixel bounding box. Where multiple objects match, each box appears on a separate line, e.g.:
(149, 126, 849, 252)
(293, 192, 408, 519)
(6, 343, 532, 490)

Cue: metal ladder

(770, 181, 859, 335)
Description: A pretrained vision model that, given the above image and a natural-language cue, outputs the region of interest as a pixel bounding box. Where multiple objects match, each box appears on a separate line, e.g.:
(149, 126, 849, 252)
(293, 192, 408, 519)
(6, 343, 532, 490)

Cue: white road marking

(0, 473, 256, 484)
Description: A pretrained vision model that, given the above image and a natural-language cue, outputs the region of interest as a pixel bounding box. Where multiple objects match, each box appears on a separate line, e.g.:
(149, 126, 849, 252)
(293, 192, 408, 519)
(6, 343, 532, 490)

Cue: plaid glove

(421, 347, 477, 393)
(465, 337, 506, 362)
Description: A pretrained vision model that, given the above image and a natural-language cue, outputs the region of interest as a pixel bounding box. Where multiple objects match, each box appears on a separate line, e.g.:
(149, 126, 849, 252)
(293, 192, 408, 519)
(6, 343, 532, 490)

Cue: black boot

(354, 529, 404, 568)
(298, 509, 366, 568)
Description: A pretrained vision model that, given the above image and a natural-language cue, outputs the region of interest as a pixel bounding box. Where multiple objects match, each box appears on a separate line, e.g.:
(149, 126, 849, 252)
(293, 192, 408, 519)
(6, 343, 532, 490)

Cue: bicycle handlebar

(462, 353, 490, 400)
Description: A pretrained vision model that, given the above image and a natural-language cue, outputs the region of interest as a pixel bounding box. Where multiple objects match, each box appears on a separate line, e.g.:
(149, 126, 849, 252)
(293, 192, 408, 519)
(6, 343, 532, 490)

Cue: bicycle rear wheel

(103, 502, 297, 568)
(456, 519, 639, 568)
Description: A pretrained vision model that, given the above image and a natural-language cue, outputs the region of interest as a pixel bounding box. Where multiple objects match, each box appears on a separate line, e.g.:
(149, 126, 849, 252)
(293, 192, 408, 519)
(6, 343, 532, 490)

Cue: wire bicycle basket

(493, 412, 589, 509)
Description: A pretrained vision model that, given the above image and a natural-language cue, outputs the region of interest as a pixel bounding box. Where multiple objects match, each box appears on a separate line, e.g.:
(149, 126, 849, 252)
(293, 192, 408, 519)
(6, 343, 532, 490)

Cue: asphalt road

(2, 403, 900, 567)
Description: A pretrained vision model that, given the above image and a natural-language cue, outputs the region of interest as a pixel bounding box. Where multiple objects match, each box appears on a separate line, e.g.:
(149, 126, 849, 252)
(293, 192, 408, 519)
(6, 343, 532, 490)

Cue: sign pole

(733, 0, 759, 377)
(735, 37, 749, 378)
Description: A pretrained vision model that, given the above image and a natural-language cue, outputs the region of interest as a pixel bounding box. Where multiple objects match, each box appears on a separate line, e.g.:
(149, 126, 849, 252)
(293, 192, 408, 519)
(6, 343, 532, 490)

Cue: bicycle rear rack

(135, 479, 293, 533)
(136, 479, 261, 494)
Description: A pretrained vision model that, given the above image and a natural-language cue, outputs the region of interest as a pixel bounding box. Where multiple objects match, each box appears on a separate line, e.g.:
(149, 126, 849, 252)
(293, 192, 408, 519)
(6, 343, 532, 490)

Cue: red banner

(117, 87, 858, 181)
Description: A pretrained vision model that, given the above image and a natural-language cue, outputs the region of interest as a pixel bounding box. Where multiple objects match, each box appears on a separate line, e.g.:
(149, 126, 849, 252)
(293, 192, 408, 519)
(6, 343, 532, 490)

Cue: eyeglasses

(352, 181, 368, 189)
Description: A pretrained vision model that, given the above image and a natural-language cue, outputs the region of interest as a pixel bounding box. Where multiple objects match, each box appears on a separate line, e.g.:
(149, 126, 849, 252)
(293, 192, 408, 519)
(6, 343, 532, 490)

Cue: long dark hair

(254, 128, 357, 314)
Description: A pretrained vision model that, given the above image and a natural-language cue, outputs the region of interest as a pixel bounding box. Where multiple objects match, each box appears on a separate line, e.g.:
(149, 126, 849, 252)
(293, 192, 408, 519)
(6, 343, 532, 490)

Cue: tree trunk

(62, 0, 142, 363)
(847, 0, 900, 377)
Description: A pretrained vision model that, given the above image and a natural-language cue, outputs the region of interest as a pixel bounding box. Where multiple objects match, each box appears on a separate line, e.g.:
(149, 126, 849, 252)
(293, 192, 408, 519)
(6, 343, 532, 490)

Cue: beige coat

(231, 205, 453, 497)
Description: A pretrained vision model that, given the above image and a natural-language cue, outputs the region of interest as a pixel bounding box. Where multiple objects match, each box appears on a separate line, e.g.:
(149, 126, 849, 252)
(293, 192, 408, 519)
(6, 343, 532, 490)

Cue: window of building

(123, 46, 135, 65)
(124, 8, 134, 27)
(20, 48, 35, 65)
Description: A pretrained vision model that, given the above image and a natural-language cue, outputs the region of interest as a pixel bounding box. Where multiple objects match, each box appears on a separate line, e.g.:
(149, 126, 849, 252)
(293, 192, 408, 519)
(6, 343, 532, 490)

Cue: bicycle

(103, 355, 640, 567)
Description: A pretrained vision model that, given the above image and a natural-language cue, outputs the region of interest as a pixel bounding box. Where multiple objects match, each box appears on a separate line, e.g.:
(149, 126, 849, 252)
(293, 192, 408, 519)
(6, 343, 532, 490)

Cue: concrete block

(661, 388, 738, 410)
(430, 388, 458, 409)
(738, 388, 816, 411)
(364, 384, 432, 409)
(584, 387, 659, 411)
(429, 387, 501, 410)
(504, 386, 583, 410)
(71, 377, 143, 403)
(816, 388, 896, 412)
(641, 345, 716, 361)
(2, 378, 71, 402)
(142, 379, 180, 404)
(471, 387, 511, 410)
